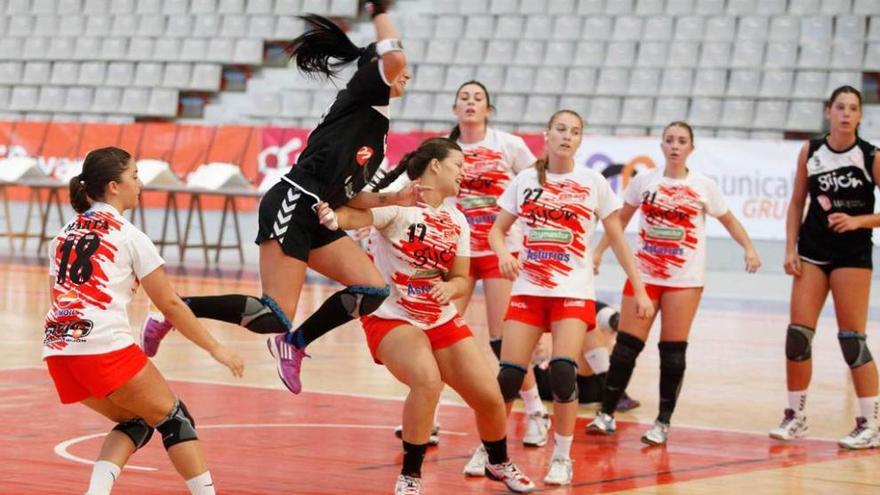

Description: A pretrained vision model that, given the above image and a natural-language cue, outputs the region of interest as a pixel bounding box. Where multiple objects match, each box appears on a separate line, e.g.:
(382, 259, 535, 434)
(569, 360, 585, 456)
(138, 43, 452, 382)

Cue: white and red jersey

(623, 168, 728, 287)
(453, 128, 536, 257)
(42, 202, 164, 358)
(368, 203, 470, 329)
(498, 167, 621, 300)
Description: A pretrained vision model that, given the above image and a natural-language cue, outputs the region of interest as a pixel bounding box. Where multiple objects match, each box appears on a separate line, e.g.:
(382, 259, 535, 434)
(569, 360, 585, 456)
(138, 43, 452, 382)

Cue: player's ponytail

(69, 147, 132, 214)
(372, 138, 462, 192)
(288, 14, 377, 79)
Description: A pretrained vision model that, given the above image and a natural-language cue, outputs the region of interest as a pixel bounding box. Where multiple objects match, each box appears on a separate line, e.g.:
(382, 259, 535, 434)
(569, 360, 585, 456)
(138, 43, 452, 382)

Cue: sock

(481, 437, 508, 465)
(600, 332, 645, 415)
(85, 460, 120, 495)
(552, 433, 573, 459)
(657, 341, 688, 425)
(401, 441, 428, 477)
(577, 373, 605, 403)
(858, 396, 879, 427)
(185, 471, 215, 495)
(287, 289, 364, 348)
(183, 294, 250, 323)
(520, 384, 546, 415)
(788, 390, 808, 415)
(489, 338, 502, 359)
(433, 403, 441, 426)
(584, 347, 610, 374)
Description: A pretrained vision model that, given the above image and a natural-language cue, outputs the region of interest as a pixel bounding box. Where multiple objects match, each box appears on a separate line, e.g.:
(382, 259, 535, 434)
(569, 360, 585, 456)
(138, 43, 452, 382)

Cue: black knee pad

(497, 362, 526, 402)
(155, 398, 198, 449)
(839, 331, 874, 369)
(489, 338, 502, 359)
(340, 285, 390, 317)
(548, 357, 578, 403)
(241, 295, 291, 334)
(658, 341, 688, 372)
(611, 331, 645, 367)
(785, 324, 815, 362)
(112, 418, 154, 450)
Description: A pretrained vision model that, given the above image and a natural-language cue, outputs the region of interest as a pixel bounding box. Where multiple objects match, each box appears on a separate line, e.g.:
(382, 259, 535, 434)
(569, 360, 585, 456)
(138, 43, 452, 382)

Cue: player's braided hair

(371, 138, 462, 192)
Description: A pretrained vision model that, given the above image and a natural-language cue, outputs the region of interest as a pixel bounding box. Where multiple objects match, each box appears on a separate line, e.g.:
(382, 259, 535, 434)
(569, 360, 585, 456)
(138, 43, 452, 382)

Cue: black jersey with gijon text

(800, 136, 877, 254)
(286, 59, 391, 209)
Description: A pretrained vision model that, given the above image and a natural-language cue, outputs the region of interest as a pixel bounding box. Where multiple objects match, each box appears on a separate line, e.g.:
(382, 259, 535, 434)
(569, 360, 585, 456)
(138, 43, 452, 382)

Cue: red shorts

(45, 344, 148, 404)
(469, 253, 518, 280)
(504, 295, 596, 331)
(361, 315, 473, 364)
(623, 280, 692, 301)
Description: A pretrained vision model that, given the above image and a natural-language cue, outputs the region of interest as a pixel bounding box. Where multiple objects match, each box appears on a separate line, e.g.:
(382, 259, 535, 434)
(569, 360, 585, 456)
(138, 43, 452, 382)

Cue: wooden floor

(3, 261, 879, 494)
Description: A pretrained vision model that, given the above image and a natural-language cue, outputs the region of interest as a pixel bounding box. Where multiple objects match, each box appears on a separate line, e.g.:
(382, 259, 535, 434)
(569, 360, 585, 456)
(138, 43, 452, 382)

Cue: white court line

(54, 423, 468, 472)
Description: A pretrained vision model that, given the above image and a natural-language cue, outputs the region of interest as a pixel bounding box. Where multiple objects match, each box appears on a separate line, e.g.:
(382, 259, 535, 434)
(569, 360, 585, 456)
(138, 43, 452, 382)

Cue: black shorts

(798, 237, 873, 275)
(255, 180, 346, 262)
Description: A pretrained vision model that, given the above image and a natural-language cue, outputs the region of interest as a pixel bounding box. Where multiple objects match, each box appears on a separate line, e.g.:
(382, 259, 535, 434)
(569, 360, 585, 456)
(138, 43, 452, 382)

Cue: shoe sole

(543, 478, 572, 486)
(838, 441, 880, 450)
(769, 430, 807, 441)
(522, 438, 548, 447)
(586, 425, 615, 435)
(485, 470, 534, 493)
(266, 337, 300, 394)
(464, 469, 486, 478)
(641, 436, 666, 446)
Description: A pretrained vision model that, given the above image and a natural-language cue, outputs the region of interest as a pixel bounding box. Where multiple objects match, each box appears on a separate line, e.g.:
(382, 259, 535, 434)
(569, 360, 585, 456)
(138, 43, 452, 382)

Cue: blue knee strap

(349, 284, 391, 297)
(260, 295, 291, 331)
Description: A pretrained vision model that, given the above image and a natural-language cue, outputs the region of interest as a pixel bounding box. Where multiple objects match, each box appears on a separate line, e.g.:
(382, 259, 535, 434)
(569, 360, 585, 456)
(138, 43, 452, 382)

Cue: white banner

(573, 136, 803, 241)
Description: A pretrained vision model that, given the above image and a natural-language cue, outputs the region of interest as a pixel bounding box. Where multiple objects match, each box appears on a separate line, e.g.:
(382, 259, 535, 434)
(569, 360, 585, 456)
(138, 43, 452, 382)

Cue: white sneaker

(463, 445, 488, 477)
(838, 417, 880, 450)
(523, 412, 550, 447)
(769, 409, 808, 441)
(394, 474, 422, 495)
(641, 421, 670, 446)
(586, 412, 616, 435)
(393, 425, 440, 446)
(542, 455, 573, 486)
(485, 460, 535, 493)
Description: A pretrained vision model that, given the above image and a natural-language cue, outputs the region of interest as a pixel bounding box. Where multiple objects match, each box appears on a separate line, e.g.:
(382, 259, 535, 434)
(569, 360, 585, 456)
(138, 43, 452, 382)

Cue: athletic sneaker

(615, 392, 641, 412)
(586, 412, 616, 435)
(522, 412, 551, 447)
(838, 417, 880, 450)
(140, 311, 173, 357)
(463, 445, 487, 477)
(266, 334, 309, 394)
(394, 425, 440, 446)
(394, 474, 422, 495)
(542, 455, 573, 486)
(769, 408, 808, 441)
(485, 460, 535, 493)
(641, 421, 670, 446)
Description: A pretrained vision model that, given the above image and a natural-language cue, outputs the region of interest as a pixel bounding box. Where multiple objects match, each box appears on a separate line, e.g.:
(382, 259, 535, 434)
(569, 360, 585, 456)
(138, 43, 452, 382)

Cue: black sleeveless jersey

(287, 59, 391, 209)
(799, 136, 877, 254)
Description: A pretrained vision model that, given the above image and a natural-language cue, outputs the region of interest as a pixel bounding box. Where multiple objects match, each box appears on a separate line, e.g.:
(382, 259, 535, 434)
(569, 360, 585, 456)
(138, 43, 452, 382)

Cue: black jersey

(799, 136, 877, 255)
(287, 59, 391, 209)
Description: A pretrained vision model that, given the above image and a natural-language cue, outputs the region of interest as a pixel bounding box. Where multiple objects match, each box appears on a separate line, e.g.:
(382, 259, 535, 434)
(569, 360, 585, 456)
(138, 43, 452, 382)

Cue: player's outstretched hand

(211, 345, 244, 378)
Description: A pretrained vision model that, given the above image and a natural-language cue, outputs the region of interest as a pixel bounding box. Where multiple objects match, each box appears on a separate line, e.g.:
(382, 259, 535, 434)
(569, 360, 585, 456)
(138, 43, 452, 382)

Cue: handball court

(2, 261, 879, 494)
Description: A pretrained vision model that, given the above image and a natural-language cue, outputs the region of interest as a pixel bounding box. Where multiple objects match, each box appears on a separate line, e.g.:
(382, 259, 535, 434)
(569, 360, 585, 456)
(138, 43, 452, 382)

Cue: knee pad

(611, 331, 645, 368)
(155, 398, 198, 450)
(489, 338, 502, 359)
(786, 324, 815, 362)
(596, 302, 620, 332)
(341, 285, 390, 317)
(548, 357, 578, 403)
(658, 341, 688, 372)
(497, 361, 527, 402)
(112, 418, 153, 450)
(240, 295, 291, 334)
(839, 331, 874, 369)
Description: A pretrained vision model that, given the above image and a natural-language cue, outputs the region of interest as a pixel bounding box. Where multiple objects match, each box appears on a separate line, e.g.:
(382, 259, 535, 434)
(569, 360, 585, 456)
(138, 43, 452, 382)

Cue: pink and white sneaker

(140, 311, 173, 357)
(485, 460, 535, 493)
(266, 334, 309, 394)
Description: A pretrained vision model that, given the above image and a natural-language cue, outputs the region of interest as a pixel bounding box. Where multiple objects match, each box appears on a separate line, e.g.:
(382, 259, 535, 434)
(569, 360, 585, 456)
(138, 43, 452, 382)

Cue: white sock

(858, 396, 879, 427)
(552, 433, 573, 459)
(433, 402, 441, 427)
(185, 471, 215, 495)
(787, 390, 807, 415)
(584, 347, 610, 374)
(86, 460, 121, 495)
(520, 385, 546, 415)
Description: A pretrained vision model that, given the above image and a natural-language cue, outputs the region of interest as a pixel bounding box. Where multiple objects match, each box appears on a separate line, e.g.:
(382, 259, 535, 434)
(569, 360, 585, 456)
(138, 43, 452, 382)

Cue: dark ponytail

(69, 147, 132, 214)
(288, 14, 376, 79)
(537, 109, 584, 186)
(449, 80, 492, 142)
(372, 138, 462, 192)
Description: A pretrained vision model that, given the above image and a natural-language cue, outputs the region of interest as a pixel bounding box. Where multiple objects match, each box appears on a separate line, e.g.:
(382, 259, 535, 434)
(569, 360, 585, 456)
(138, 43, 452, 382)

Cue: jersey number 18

(57, 233, 100, 285)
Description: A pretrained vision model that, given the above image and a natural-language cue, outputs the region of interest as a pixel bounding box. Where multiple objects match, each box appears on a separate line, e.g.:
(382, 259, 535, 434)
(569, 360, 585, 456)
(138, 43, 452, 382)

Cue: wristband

(376, 38, 404, 55)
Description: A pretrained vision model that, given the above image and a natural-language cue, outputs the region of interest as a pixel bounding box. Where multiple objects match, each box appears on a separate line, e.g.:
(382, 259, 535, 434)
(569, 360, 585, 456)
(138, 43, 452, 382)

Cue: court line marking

(54, 423, 469, 472)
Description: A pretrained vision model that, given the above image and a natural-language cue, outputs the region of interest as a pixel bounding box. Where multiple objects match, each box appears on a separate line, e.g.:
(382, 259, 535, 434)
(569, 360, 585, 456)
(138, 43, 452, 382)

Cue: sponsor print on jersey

(637, 184, 700, 280)
(519, 179, 593, 289)
(44, 210, 123, 350)
(391, 210, 462, 325)
(457, 147, 514, 252)
(356, 146, 374, 166)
